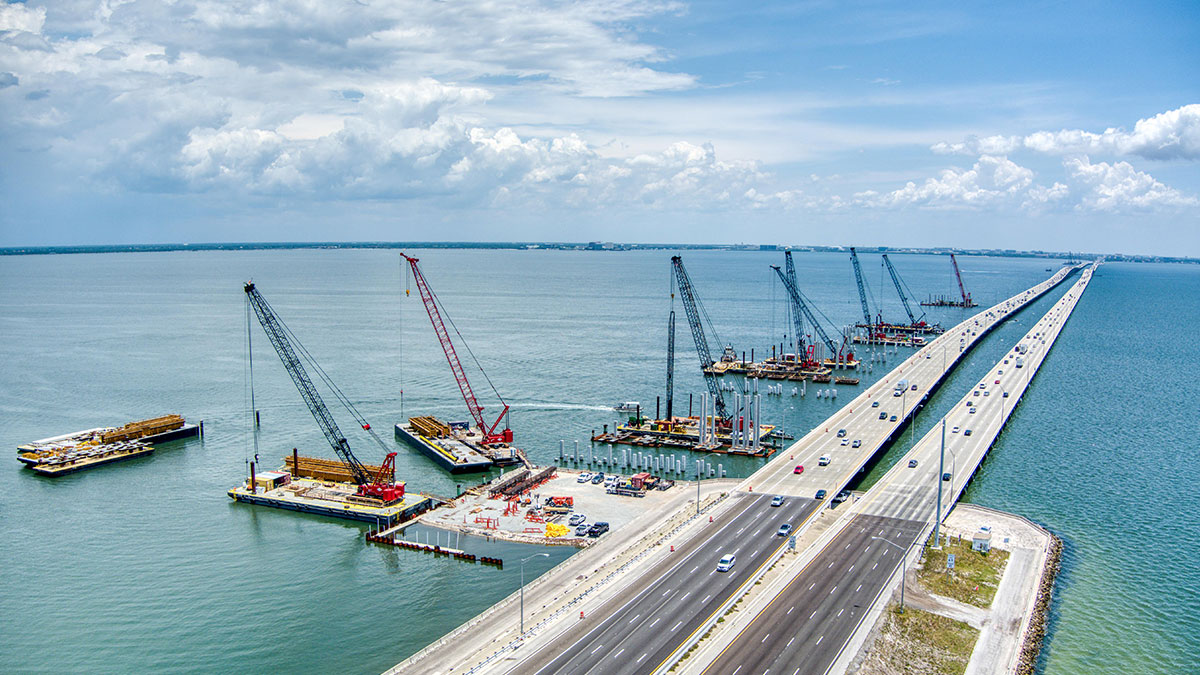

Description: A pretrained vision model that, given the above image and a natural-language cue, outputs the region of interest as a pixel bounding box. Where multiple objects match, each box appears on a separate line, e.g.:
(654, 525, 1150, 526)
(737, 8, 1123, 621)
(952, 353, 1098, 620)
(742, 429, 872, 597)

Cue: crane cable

(253, 290, 392, 455)
(245, 295, 260, 469)
(427, 278, 507, 409)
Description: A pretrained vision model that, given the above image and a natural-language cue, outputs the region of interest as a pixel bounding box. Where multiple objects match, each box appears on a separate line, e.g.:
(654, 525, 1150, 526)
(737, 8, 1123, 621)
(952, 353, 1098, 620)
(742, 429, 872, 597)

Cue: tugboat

(613, 401, 641, 413)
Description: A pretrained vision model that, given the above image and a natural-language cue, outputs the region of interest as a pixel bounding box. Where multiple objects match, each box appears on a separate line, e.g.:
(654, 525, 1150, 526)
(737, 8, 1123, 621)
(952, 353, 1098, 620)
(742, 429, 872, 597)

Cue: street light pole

(520, 552, 550, 635)
(934, 418, 945, 548)
(872, 536, 908, 613)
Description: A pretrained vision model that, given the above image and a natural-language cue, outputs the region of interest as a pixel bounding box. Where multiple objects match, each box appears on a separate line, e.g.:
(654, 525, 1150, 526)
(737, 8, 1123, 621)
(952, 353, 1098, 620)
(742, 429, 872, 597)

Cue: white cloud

(855, 155, 1033, 209)
(1062, 156, 1198, 211)
(933, 104, 1200, 161)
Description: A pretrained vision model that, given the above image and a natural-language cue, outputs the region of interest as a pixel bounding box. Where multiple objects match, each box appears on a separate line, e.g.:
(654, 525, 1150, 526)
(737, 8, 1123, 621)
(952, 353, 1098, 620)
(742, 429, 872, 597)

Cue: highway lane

(700, 514, 925, 675)
(694, 267, 1094, 675)
(524, 493, 818, 675)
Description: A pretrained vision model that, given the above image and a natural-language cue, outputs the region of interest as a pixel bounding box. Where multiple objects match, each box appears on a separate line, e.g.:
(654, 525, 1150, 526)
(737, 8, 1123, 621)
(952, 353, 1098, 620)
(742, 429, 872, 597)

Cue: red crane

(400, 254, 513, 446)
(950, 253, 972, 306)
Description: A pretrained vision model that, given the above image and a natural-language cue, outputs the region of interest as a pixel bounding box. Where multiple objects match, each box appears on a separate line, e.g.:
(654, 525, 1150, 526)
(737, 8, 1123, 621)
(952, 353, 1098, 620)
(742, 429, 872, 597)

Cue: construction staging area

(417, 468, 683, 546)
(389, 262, 1090, 675)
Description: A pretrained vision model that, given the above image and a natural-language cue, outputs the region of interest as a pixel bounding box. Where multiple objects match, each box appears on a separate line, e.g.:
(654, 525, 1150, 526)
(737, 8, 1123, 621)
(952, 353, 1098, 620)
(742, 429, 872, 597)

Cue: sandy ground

(847, 503, 1054, 675)
(418, 468, 684, 546)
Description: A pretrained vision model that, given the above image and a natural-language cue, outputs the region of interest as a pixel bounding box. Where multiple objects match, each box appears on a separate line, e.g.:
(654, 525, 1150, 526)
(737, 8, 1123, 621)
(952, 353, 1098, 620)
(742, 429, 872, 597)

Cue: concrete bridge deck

(686, 265, 1095, 675)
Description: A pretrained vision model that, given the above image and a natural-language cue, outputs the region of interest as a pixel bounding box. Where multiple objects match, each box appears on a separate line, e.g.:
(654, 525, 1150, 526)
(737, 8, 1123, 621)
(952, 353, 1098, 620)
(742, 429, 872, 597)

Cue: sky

(1, 0, 1198, 255)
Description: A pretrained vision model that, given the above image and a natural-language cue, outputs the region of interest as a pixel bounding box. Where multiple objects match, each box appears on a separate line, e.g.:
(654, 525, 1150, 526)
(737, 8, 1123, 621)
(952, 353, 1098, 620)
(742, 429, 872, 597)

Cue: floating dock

(228, 475, 437, 526)
(394, 416, 529, 474)
(17, 415, 201, 476)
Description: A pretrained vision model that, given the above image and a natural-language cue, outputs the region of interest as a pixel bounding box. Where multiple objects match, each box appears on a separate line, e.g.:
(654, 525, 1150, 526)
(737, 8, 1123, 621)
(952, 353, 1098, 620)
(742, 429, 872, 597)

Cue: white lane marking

(637, 653, 647, 663)
(787, 637, 795, 647)
(733, 667, 742, 675)
(787, 606, 794, 615)
(672, 620, 682, 632)
(649, 617, 660, 628)
(591, 644, 604, 655)
(849, 565, 854, 572)
(830, 585, 838, 594)
(810, 611, 816, 619)
(837, 608, 844, 617)
(709, 570, 715, 576)
(681, 592, 691, 602)
(662, 589, 670, 597)
(856, 584, 862, 592)
(628, 614, 640, 624)
(809, 582, 815, 590)
(761, 633, 770, 643)
(816, 635, 824, 645)
(738, 527, 746, 535)
(613, 648, 624, 659)
(704, 594, 712, 603)
(828, 561, 834, 569)
(690, 565, 698, 574)
(752, 549, 759, 558)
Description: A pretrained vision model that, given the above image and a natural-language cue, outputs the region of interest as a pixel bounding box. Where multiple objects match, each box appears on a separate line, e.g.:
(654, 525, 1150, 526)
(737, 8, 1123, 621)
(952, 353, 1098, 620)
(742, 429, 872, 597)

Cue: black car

(872, 401, 880, 408)
(964, 429, 973, 437)
(942, 472, 952, 481)
(588, 522, 610, 537)
(879, 412, 888, 420)
(591, 472, 605, 484)
(890, 415, 898, 422)
(815, 489, 827, 500)
(908, 459, 918, 468)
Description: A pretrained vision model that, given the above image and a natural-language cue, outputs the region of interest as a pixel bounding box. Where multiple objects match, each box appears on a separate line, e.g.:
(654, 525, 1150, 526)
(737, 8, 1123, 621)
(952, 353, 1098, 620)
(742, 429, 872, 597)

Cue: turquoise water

(0, 250, 1194, 673)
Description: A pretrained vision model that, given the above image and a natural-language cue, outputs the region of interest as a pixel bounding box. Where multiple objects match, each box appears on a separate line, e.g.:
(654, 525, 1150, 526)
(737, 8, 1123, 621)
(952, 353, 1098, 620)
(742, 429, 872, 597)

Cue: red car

(994, 379, 1001, 384)
(793, 465, 804, 474)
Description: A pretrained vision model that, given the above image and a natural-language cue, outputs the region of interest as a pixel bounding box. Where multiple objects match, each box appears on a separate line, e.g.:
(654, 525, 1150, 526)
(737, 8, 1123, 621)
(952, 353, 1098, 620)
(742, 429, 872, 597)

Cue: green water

(0, 250, 1194, 673)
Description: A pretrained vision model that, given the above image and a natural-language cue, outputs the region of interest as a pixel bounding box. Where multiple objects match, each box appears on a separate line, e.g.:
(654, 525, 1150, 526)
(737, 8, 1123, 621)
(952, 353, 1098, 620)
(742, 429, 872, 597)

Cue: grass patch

(861, 605, 979, 675)
(919, 539, 1009, 608)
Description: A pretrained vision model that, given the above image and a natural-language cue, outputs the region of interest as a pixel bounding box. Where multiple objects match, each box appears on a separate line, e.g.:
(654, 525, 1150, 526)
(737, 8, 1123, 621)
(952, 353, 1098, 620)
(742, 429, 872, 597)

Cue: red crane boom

(950, 253, 971, 305)
(400, 254, 512, 445)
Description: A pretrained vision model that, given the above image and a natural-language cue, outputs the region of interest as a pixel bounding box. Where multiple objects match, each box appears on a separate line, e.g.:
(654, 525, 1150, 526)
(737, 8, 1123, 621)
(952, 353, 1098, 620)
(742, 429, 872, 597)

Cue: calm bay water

(0, 249, 1195, 673)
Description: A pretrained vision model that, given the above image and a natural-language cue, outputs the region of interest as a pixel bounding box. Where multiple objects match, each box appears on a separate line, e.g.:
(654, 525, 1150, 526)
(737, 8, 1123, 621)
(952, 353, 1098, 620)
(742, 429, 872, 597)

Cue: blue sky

(1, 0, 1197, 255)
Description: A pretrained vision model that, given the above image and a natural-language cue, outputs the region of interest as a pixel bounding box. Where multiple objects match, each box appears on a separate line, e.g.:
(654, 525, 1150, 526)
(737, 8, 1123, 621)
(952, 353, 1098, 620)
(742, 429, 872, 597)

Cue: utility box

(255, 471, 291, 492)
(972, 529, 993, 553)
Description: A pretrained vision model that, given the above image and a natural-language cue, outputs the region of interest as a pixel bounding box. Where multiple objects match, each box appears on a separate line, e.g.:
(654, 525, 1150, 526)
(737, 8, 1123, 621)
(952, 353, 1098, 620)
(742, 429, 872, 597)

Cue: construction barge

(591, 415, 785, 456)
(17, 415, 201, 476)
(395, 416, 530, 474)
(229, 450, 440, 526)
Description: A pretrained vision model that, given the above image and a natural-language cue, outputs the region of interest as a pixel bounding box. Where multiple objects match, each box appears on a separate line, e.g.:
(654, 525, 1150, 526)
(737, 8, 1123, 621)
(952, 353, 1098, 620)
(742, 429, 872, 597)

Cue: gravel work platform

(419, 468, 684, 546)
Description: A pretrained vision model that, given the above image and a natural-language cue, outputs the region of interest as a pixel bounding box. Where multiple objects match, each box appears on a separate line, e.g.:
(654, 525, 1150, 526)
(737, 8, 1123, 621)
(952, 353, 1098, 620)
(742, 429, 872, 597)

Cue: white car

(717, 554, 736, 572)
(577, 472, 592, 483)
(952, 426, 960, 433)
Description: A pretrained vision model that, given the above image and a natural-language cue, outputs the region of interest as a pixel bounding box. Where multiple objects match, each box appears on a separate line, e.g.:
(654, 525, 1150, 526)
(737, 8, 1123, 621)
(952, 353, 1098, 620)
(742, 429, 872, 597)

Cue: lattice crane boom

(400, 254, 511, 444)
(771, 266, 840, 359)
(783, 251, 806, 353)
(950, 253, 971, 305)
(882, 254, 924, 326)
(665, 310, 675, 420)
(671, 256, 727, 420)
(243, 282, 401, 502)
(849, 247, 873, 327)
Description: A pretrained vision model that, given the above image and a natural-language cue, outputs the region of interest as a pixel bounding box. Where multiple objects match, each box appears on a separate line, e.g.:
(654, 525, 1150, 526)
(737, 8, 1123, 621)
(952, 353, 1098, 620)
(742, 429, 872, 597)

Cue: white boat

(613, 401, 641, 412)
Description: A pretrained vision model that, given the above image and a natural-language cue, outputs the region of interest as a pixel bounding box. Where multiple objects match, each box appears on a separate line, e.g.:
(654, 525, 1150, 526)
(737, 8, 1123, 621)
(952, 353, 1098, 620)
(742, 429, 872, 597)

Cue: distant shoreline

(0, 241, 1192, 264)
